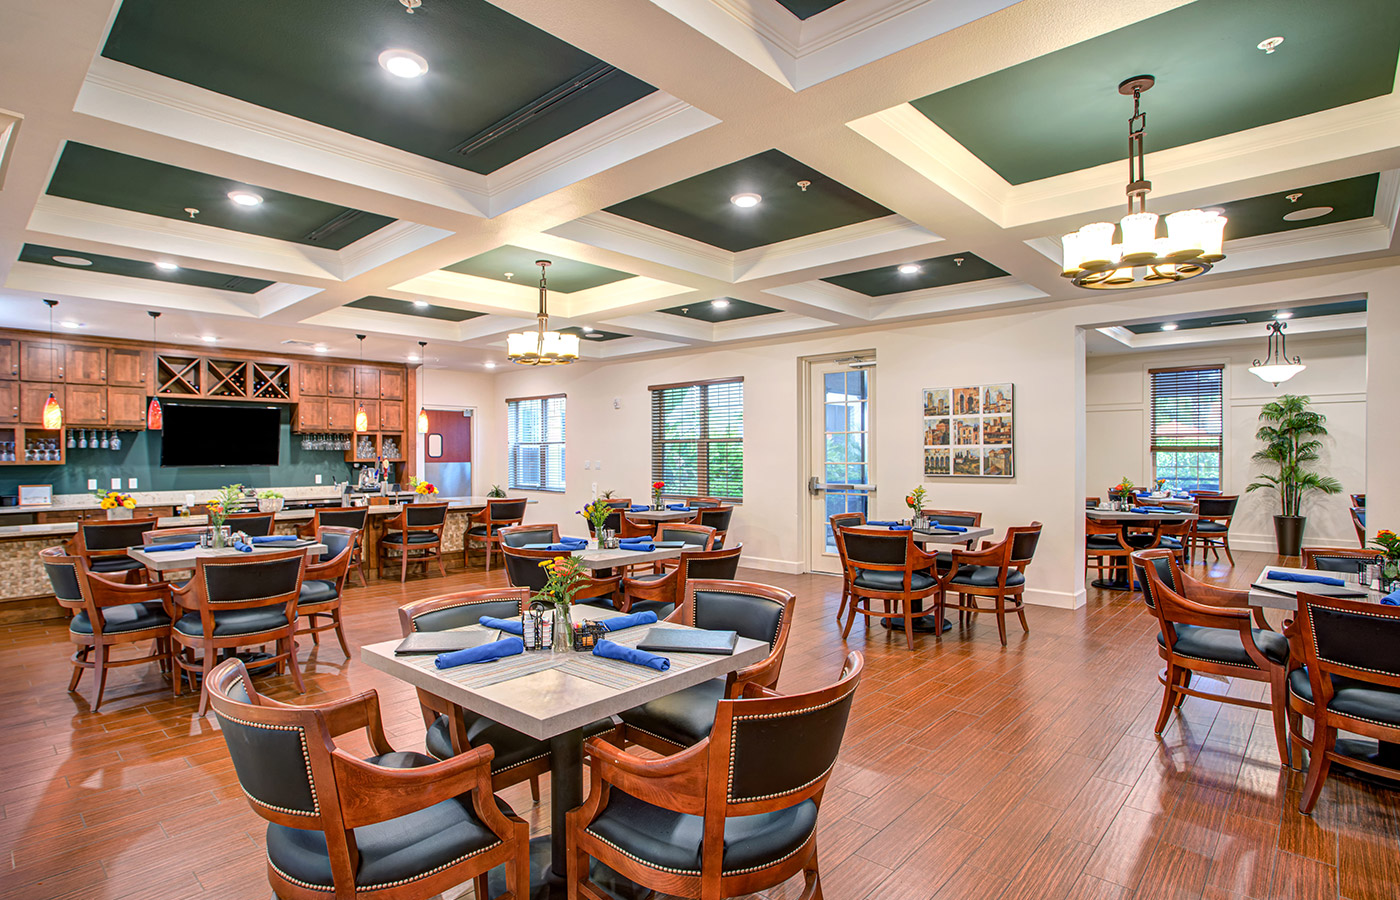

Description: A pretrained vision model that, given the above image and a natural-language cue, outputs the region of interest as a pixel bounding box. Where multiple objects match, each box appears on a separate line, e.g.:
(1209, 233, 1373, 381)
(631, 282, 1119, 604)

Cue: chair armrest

(622, 570, 677, 602)
(740, 682, 783, 700)
(314, 690, 394, 755)
(304, 549, 351, 582)
(577, 574, 623, 601)
(911, 545, 941, 568)
(583, 736, 708, 815)
(86, 574, 174, 606)
(331, 744, 499, 829)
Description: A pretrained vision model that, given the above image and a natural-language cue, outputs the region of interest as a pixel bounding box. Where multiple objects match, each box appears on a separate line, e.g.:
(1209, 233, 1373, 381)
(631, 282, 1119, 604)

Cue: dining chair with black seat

(500, 545, 622, 609)
(298, 507, 370, 587)
(295, 526, 356, 659)
(1131, 548, 1290, 763)
(568, 650, 863, 900)
(497, 523, 561, 549)
(684, 496, 723, 508)
(836, 526, 940, 651)
(170, 548, 307, 716)
(919, 507, 983, 551)
(399, 588, 619, 805)
(586, 509, 655, 542)
(1351, 507, 1367, 548)
(942, 523, 1042, 645)
(1287, 591, 1400, 813)
(618, 545, 744, 618)
(41, 546, 173, 712)
(379, 501, 449, 583)
(465, 498, 527, 572)
(1301, 547, 1385, 575)
(1156, 517, 1193, 565)
(828, 512, 865, 622)
(604, 498, 632, 509)
(1085, 517, 1135, 586)
(1086, 497, 1101, 509)
(696, 506, 734, 548)
(1351, 492, 1366, 508)
(1191, 494, 1240, 565)
(205, 657, 530, 900)
(225, 511, 275, 537)
(74, 516, 159, 582)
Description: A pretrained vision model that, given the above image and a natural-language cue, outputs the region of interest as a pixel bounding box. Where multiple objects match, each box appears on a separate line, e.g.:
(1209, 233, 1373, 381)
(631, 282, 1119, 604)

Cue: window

(650, 378, 743, 501)
(1150, 366, 1223, 491)
(506, 394, 565, 492)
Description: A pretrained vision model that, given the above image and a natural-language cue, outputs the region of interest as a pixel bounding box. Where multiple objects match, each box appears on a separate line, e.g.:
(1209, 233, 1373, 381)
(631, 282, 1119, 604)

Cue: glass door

(808, 360, 873, 575)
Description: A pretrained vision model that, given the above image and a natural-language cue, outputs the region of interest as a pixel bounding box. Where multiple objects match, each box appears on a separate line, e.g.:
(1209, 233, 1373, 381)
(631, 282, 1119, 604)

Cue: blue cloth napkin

(1382, 589, 1399, 606)
(619, 539, 656, 552)
(1267, 571, 1345, 586)
(232, 541, 253, 553)
(867, 520, 902, 527)
(1131, 506, 1170, 514)
(667, 504, 693, 511)
(141, 541, 199, 552)
(889, 525, 912, 531)
(927, 521, 968, 533)
(601, 611, 658, 632)
(629, 505, 650, 512)
(250, 535, 297, 543)
(546, 539, 587, 551)
(593, 639, 669, 671)
(435, 636, 524, 669)
(478, 616, 524, 635)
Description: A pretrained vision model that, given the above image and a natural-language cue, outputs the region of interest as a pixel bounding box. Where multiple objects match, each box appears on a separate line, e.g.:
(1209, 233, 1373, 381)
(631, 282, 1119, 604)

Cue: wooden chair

(586, 508, 654, 541)
(684, 496, 723, 508)
(225, 511, 275, 537)
(696, 506, 734, 547)
(141, 525, 207, 544)
(73, 516, 159, 581)
(1155, 517, 1192, 565)
(298, 507, 369, 587)
(1188, 489, 1223, 497)
(1085, 497, 1101, 508)
(170, 548, 307, 716)
(919, 507, 983, 550)
(603, 498, 633, 509)
(1085, 518, 1134, 585)
(497, 523, 562, 549)
(41, 547, 172, 712)
(1191, 494, 1239, 564)
(295, 526, 356, 658)
(1288, 592, 1400, 813)
(1131, 548, 1289, 763)
(378, 501, 449, 582)
(828, 512, 866, 621)
(205, 658, 529, 900)
(568, 651, 863, 900)
(943, 523, 1042, 645)
(836, 526, 941, 651)
(1301, 546, 1385, 575)
(1351, 507, 1367, 548)
(618, 545, 744, 618)
(500, 545, 621, 609)
(465, 498, 527, 571)
(1350, 493, 1366, 508)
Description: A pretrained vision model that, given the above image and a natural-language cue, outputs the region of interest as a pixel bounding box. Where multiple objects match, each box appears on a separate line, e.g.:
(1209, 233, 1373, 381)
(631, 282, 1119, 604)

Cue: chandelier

(1249, 320, 1305, 385)
(507, 260, 578, 366)
(1061, 76, 1227, 290)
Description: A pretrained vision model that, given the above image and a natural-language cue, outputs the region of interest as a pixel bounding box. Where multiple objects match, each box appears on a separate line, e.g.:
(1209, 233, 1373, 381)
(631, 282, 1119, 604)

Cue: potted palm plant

(1246, 394, 1342, 556)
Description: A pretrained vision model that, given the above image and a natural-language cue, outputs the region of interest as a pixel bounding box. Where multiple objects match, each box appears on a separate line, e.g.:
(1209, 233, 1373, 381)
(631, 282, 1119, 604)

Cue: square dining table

(624, 508, 700, 522)
(127, 540, 328, 573)
(863, 524, 995, 634)
(361, 607, 767, 898)
(1085, 506, 1197, 589)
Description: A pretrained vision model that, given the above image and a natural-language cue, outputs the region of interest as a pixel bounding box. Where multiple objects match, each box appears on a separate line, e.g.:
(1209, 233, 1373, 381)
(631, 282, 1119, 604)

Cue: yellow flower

(100, 499, 115, 509)
(538, 559, 552, 569)
(122, 498, 136, 509)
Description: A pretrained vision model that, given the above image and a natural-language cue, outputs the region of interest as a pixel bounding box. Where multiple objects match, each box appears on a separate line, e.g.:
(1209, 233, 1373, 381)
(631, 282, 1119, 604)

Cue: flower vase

(210, 526, 227, 549)
(106, 507, 133, 520)
(553, 604, 573, 652)
(1383, 561, 1400, 594)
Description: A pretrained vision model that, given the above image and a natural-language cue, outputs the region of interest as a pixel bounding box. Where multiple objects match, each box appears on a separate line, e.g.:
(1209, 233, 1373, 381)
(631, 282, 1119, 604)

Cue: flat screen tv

(160, 402, 281, 467)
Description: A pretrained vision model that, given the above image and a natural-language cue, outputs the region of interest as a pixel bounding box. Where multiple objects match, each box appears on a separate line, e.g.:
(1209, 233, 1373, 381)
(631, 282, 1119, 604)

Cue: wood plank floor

(2, 550, 1397, 900)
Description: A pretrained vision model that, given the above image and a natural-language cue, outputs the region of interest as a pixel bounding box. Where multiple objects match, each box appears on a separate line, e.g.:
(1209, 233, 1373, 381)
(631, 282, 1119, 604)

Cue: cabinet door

(107, 347, 148, 388)
(327, 365, 355, 397)
(378, 400, 404, 432)
(298, 363, 327, 396)
(355, 366, 380, 398)
(107, 387, 147, 427)
(19, 383, 55, 424)
(21, 342, 63, 382)
(0, 338, 17, 379)
(0, 381, 16, 422)
(65, 344, 106, 384)
(297, 398, 328, 431)
(355, 399, 378, 430)
(65, 384, 107, 425)
(327, 397, 355, 431)
(379, 368, 404, 400)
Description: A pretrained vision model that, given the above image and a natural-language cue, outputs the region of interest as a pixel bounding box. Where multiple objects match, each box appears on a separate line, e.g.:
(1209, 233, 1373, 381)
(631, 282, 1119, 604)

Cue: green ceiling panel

(18, 243, 273, 293)
(347, 296, 482, 322)
(605, 150, 893, 252)
(1211, 173, 1378, 241)
(101, 0, 655, 176)
(774, 0, 849, 19)
(659, 298, 781, 322)
(911, 0, 1400, 184)
(1124, 299, 1366, 334)
(821, 252, 1007, 296)
(47, 143, 394, 249)
(443, 246, 633, 293)
(558, 325, 630, 342)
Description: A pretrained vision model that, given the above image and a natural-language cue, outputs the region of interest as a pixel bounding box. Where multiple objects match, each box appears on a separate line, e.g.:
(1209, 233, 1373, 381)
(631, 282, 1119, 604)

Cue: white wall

(1086, 332, 1366, 551)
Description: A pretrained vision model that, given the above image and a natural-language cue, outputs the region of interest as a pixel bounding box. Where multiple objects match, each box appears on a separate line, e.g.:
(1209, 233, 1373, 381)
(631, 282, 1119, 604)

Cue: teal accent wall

(0, 405, 355, 498)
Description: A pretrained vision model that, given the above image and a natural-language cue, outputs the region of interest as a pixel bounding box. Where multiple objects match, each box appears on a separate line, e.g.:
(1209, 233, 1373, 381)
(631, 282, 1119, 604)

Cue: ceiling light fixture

(378, 49, 429, 78)
(200, 335, 219, 343)
(1274, 311, 1293, 320)
(1283, 206, 1333, 222)
(154, 261, 179, 271)
(314, 345, 329, 353)
(1249, 321, 1305, 385)
(1257, 36, 1285, 54)
(581, 326, 595, 333)
(42, 300, 62, 430)
(61, 320, 83, 329)
(730, 192, 761, 208)
(897, 264, 921, 275)
(227, 190, 263, 207)
(417, 341, 430, 434)
(355, 335, 370, 432)
(399, 0, 422, 13)
(1061, 76, 1226, 290)
(711, 299, 730, 308)
(52, 255, 92, 266)
(484, 361, 497, 369)
(506, 260, 578, 366)
(1160, 323, 1178, 331)
(413, 299, 429, 308)
(147, 311, 163, 430)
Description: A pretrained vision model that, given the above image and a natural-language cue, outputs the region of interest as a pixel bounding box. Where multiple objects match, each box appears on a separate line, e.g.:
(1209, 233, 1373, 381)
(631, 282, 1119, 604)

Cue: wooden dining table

(624, 508, 701, 522)
(1086, 506, 1198, 590)
(361, 607, 766, 898)
(127, 539, 328, 573)
(866, 524, 996, 634)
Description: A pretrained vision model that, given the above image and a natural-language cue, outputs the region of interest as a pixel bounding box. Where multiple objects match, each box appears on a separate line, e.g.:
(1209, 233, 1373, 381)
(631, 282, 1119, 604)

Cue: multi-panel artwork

(921, 383, 1014, 477)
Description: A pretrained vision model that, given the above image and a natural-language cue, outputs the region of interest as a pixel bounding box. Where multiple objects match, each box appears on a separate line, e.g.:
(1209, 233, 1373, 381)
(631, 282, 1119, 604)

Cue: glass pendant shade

(1249, 362, 1306, 385)
(355, 404, 369, 433)
(417, 407, 429, 434)
(1075, 222, 1117, 267)
(506, 329, 580, 364)
(1118, 212, 1159, 260)
(146, 396, 163, 430)
(42, 392, 63, 429)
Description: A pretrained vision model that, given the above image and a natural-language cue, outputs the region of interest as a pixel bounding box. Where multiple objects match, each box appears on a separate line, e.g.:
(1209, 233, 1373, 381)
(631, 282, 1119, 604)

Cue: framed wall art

(922, 383, 1014, 477)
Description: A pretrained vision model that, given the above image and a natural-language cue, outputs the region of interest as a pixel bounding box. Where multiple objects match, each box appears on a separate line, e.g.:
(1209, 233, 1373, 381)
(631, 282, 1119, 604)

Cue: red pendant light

(146, 311, 163, 429)
(41, 300, 62, 430)
(416, 341, 429, 434)
(354, 334, 369, 433)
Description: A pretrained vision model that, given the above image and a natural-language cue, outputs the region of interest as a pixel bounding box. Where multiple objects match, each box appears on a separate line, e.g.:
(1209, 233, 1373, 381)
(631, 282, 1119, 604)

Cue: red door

(423, 408, 473, 497)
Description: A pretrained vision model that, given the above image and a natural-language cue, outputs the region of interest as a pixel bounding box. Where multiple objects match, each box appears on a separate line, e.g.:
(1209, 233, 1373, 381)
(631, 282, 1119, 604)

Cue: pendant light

(1249, 320, 1306, 385)
(354, 334, 369, 433)
(506, 260, 579, 365)
(145, 311, 163, 429)
(41, 300, 63, 430)
(416, 341, 429, 434)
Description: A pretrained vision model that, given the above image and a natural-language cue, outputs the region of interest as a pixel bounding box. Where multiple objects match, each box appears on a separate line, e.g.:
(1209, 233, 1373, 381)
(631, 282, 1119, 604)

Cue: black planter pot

(1274, 515, 1306, 557)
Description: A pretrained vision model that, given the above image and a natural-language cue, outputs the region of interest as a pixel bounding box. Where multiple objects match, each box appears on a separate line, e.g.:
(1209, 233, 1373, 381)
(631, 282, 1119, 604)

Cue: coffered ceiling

(0, 0, 1397, 370)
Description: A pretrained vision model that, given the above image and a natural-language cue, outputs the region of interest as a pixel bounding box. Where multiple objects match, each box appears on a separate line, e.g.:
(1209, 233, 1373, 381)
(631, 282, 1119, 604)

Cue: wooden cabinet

(19, 383, 55, 424)
(355, 367, 380, 399)
(0, 339, 17, 379)
(21, 342, 63, 383)
(107, 347, 148, 388)
(327, 397, 355, 431)
(65, 344, 106, 384)
(107, 387, 147, 427)
(0, 381, 16, 422)
(379, 368, 404, 400)
(298, 363, 327, 397)
(378, 400, 404, 432)
(297, 398, 328, 431)
(64, 384, 107, 426)
(328, 365, 354, 397)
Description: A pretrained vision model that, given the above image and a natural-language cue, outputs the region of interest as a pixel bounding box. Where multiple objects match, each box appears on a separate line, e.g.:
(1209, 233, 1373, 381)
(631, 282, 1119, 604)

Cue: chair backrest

(837, 527, 912, 569)
(919, 508, 982, 527)
(828, 512, 865, 532)
(1351, 493, 1366, 508)
(1351, 507, 1367, 547)
(1301, 547, 1385, 575)
(1197, 495, 1239, 518)
(317, 526, 356, 563)
(697, 506, 734, 532)
(685, 496, 722, 508)
(604, 498, 632, 509)
(405, 502, 449, 529)
(78, 517, 160, 554)
(678, 545, 743, 584)
(498, 524, 561, 548)
(193, 549, 305, 612)
(679, 579, 795, 690)
(501, 545, 563, 591)
(1085, 497, 1100, 508)
(587, 510, 623, 536)
(1130, 548, 1180, 611)
(1007, 522, 1043, 567)
(399, 587, 530, 635)
(40, 546, 89, 611)
(226, 512, 275, 537)
(314, 507, 368, 531)
(658, 523, 716, 548)
(1294, 592, 1400, 692)
(487, 499, 528, 523)
(141, 526, 206, 545)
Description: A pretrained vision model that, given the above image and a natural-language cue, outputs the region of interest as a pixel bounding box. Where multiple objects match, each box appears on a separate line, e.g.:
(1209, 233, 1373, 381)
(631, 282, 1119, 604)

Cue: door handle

(808, 477, 876, 495)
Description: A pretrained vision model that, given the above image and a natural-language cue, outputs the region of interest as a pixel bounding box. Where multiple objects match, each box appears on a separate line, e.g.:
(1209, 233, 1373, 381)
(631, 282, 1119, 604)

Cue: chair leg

(1287, 705, 1306, 770)
(903, 607, 915, 651)
(485, 537, 492, 572)
(1222, 534, 1235, 565)
(68, 647, 87, 691)
(332, 610, 351, 658)
(1175, 669, 1192, 707)
(475, 873, 489, 900)
(994, 595, 1007, 646)
(841, 598, 858, 641)
(196, 641, 216, 716)
(401, 547, 409, 583)
(1268, 669, 1290, 765)
(1016, 602, 1029, 634)
(530, 775, 540, 803)
(90, 643, 110, 712)
(286, 636, 306, 694)
(1299, 724, 1337, 814)
(436, 548, 446, 578)
(1154, 664, 1180, 734)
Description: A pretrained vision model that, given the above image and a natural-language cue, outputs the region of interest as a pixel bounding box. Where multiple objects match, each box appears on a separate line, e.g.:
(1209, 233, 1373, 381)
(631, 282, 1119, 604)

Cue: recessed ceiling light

(711, 299, 731, 308)
(379, 49, 429, 78)
(1160, 323, 1178, 331)
(1283, 206, 1333, 222)
(581, 326, 595, 333)
(412, 299, 429, 308)
(1274, 311, 1294, 320)
(227, 190, 263, 207)
(897, 263, 921, 275)
(407, 354, 419, 362)
(314, 345, 329, 353)
(154, 261, 180, 271)
(201, 335, 219, 343)
(61, 320, 84, 329)
(730, 193, 761, 208)
(484, 361, 497, 369)
(52, 255, 92, 266)
(1257, 36, 1285, 54)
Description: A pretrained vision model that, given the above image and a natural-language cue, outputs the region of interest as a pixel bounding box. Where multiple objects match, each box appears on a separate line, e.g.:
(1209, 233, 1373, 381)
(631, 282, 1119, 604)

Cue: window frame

(505, 393, 566, 493)
(1148, 364, 1224, 492)
(649, 376, 744, 503)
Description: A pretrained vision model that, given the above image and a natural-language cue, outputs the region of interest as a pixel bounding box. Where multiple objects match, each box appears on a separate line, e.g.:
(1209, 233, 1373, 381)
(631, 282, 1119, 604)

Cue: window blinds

(506, 394, 565, 492)
(649, 378, 744, 501)
(1149, 366, 1224, 454)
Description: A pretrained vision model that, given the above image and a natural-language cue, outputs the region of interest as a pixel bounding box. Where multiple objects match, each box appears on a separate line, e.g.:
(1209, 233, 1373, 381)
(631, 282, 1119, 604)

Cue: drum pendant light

(354, 334, 369, 433)
(416, 341, 429, 434)
(146, 311, 163, 429)
(41, 300, 63, 430)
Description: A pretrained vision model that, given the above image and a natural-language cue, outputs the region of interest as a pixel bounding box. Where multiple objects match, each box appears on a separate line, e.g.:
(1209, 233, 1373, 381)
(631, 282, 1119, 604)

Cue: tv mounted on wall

(159, 402, 281, 467)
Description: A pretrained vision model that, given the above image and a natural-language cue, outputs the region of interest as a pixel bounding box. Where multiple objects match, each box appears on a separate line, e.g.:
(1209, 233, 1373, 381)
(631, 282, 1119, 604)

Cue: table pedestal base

(1330, 738, 1400, 790)
(486, 837, 649, 900)
(880, 614, 951, 634)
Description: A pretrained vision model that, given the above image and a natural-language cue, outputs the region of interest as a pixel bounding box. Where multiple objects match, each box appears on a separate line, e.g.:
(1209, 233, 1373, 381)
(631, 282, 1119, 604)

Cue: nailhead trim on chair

(1308, 605, 1400, 678)
(584, 823, 815, 877)
(268, 838, 501, 893)
(1289, 683, 1400, 731)
(689, 590, 784, 652)
(212, 712, 319, 817)
(622, 724, 685, 751)
(726, 694, 847, 803)
(1166, 650, 1262, 671)
(410, 597, 521, 632)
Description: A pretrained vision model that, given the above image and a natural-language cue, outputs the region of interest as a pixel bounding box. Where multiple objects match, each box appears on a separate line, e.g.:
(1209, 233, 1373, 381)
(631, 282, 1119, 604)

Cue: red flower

(652, 482, 664, 489)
